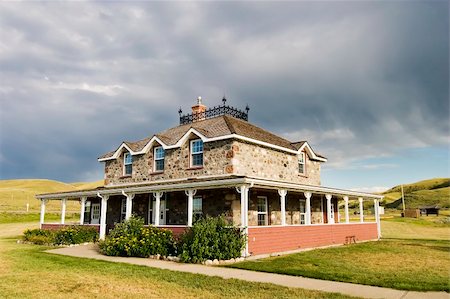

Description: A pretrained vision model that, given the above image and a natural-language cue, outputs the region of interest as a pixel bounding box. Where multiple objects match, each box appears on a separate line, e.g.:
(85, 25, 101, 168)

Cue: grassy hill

(383, 178, 450, 209)
(0, 179, 103, 213)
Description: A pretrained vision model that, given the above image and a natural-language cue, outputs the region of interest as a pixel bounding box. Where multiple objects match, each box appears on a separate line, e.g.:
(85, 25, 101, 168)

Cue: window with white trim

(124, 152, 132, 176)
(121, 198, 127, 221)
(298, 152, 305, 175)
(190, 139, 203, 167)
(193, 196, 202, 216)
(154, 146, 165, 172)
(299, 199, 306, 224)
(83, 201, 91, 224)
(257, 196, 268, 226)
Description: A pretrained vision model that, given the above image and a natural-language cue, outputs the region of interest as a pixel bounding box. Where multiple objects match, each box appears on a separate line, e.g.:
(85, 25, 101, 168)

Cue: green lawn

(228, 239, 450, 292)
(381, 213, 450, 240)
(0, 225, 353, 299)
(0, 212, 80, 224)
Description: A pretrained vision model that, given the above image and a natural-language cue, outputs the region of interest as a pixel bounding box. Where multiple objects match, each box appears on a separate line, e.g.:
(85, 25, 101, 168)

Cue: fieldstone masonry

(232, 141, 321, 185)
(104, 139, 321, 186)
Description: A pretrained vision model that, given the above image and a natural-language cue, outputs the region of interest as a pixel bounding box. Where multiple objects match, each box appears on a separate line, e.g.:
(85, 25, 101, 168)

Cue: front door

(91, 203, 100, 224)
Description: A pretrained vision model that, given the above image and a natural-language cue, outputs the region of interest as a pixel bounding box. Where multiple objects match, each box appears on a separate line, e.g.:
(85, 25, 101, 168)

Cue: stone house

(37, 97, 382, 256)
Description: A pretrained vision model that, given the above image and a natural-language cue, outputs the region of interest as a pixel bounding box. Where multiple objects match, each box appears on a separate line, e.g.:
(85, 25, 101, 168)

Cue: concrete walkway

(47, 244, 448, 299)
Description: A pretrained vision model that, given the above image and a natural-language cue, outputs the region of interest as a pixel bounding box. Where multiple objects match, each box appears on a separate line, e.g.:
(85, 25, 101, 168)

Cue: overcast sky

(0, 1, 448, 192)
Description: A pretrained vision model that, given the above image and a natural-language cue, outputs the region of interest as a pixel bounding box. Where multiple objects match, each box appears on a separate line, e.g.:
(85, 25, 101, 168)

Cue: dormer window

(298, 152, 305, 175)
(190, 139, 203, 167)
(154, 146, 165, 172)
(124, 152, 132, 176)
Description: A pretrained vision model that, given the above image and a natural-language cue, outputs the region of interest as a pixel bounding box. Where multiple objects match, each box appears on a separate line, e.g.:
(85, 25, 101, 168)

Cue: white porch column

(236, 184, 251, 257)
(61, 198, 67, 225)
(278, 189, 287, 226)
(80, 197, 87, 225)
(185, 189, 197, 227)
(374, 198, 381, 239)
(343, 196, 349, 224)
(304, 192, 312, 225)
(122, 191, 135, 220)
(325, 194, 334, 224)
(98, 194, 109, 240)
(39, 199, 47, 229)
(359, 197, 364, 223)
(153, 192, 163, 226)
(237, 185, 248, 227)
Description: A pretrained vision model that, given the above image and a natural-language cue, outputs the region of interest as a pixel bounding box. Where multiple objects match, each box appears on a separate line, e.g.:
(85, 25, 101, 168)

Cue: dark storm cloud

(0, 1, 448, 181)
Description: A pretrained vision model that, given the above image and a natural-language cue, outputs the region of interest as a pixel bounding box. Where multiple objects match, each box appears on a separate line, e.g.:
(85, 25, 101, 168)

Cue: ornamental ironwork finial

(178, 107, 183, 116)
(222, 96, 227, 106)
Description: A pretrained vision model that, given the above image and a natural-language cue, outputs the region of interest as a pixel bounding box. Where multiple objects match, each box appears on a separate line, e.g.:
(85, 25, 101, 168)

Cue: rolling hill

(0, 179, 103, 213)
(383, 178, 450, 209)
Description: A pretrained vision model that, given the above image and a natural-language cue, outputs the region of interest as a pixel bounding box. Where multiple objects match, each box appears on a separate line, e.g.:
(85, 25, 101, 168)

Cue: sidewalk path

(47, 244, 448, 299)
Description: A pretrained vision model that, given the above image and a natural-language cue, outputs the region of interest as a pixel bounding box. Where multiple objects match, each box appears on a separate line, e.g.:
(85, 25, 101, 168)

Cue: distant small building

(419, 205, 440, 216)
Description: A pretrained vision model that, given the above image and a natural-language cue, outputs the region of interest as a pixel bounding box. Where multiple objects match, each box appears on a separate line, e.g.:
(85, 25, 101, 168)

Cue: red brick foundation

(157, 226, 187, 237)
(248, 223, 378, 255)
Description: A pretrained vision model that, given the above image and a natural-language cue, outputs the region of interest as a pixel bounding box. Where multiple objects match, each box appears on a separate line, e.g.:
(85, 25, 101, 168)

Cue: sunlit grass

(0, 231, 354, 299)
(229, 239, 450, 292)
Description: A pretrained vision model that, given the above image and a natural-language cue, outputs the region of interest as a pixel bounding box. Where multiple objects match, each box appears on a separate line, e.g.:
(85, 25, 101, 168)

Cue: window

(190, 139, 203, 167)
(154, 146, 165, 172)
(299, 199, 306, 225)
(83, 201, 91, 224)
(121, 198, 127, 221)
(257, 196, 268, 226)
(298, 152, 305, 175)
(193, 196, 202, 216)
(124, 152, 132, 176)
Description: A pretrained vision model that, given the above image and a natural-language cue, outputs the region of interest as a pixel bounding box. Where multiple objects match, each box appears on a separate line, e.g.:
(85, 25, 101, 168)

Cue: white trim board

(98, 131, 327, 162)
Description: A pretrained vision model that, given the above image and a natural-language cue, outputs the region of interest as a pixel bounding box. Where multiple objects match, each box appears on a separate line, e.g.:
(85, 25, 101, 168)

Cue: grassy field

(229, 239, 450, 292)
(381, 211, 450, 240)
(0, 179, 103, 213)
(228, 213, 450, 292)
(0, 212, 80, 224)
(0, 223, 352, 299)
(382, 178, 450, 208)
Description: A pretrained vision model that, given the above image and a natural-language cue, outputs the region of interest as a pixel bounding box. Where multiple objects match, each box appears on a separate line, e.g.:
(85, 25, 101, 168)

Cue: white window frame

(299, 199, 306, 225)
(257, 196, 268, 226)
(154, 146, 165, 172)
(121, 198, 127, 221)
(190, 139, 204, 168)
(298, 152, 306, 175)
(83, 201, 91, 224)
(123, 152, 132, 176)
(193, 196, 202, 216)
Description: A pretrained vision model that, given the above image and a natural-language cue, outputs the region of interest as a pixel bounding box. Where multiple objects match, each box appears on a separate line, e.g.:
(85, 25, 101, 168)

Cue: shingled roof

(99, 115, 326, 161)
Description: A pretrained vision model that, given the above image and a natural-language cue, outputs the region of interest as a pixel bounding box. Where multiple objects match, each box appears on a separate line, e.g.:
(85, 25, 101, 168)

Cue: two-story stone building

(37, 97, 382, 256)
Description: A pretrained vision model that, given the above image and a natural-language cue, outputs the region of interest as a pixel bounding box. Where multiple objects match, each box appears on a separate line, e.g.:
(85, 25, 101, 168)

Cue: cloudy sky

(0, 1, 448, 192)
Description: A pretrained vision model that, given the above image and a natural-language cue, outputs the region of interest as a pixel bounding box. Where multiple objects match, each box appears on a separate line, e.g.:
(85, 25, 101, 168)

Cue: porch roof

(35, 175, 383, 200)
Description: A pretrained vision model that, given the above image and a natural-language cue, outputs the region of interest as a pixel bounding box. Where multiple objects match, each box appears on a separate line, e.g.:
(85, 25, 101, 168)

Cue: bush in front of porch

(178, 216, 245, 263)
(98, 217, 176, 258)
(23, 226, 98, 245)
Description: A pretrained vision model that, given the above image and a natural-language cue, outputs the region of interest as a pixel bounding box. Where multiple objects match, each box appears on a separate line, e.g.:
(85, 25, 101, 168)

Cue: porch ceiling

(35, 175, 383, 200)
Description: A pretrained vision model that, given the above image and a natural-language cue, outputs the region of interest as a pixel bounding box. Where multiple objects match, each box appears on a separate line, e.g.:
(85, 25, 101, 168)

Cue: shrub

(178, 215, 245, 263)
(54, 226, 99, 245)
(99, 217, 176, 257)
(23, 229, 54, 245)
(22, 226, 98, 245)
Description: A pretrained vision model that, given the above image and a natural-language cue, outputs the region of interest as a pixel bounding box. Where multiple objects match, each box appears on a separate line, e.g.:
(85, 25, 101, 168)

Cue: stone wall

(231, 140, 321, 185)
(103, 138, 322, 186)
(104, 139, 234, 185)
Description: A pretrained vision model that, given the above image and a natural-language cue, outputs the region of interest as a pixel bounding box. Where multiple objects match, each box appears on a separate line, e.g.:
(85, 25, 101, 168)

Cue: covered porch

(36, 176, 383, 256)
